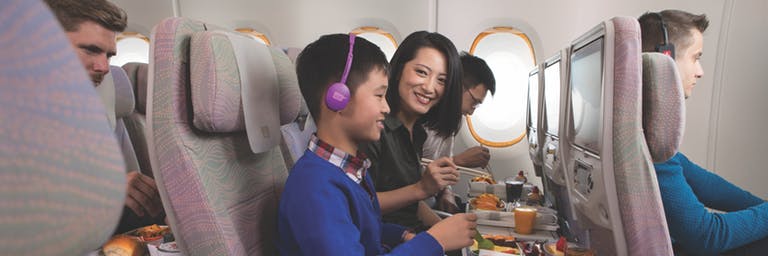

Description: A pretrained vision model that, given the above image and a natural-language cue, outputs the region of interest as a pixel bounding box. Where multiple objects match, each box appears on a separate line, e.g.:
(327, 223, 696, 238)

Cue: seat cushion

(642, 52, 685, 163)
(112, 66, 136, 118)
(189, 32, 302, 134)
(122, 62, 149, 114)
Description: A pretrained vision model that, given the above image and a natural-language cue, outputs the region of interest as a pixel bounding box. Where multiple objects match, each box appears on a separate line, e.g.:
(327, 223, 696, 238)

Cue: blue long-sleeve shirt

(278, 151, 443, 255)
(654, 153, 768, 254)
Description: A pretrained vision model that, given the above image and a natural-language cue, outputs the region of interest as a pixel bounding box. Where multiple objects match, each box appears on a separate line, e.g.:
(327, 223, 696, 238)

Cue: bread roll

(102, 235, 147, 256)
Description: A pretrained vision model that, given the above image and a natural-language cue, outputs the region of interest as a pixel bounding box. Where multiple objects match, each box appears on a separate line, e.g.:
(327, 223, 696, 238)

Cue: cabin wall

(178, 0, 432, 48)
(709, 0, 768, 199)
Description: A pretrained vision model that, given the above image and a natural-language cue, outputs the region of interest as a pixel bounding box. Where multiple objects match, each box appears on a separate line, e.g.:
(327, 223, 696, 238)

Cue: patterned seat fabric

(0, 0, 126, 254)
(608, 17, 673, 255)
(121, 62, 153, 176)
(148, 17, 297, 255)
(641, 53, 685, 163)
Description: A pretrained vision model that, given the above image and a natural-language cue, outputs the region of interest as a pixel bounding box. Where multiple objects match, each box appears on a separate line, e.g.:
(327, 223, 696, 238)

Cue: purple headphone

(325, 34, 356, 112)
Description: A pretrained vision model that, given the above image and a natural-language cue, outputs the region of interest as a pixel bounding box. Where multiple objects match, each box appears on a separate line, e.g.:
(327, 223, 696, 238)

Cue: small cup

(514, 207, 538, 234)
(505, 179, 524, 202)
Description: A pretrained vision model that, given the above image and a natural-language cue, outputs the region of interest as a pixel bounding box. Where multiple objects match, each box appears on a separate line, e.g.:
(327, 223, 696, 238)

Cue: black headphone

(650, 12, 676, 59)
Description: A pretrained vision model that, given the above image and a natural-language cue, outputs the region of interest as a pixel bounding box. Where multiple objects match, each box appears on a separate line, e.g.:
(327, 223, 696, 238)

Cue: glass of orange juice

(514, 207, 537, 234)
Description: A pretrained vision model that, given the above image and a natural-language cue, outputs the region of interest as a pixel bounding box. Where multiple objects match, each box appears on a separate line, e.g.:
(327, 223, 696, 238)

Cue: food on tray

(526, 186, 543, 206)
(471, 193, 505, 210)
(544, 237, 595, 256)
(102, 234, 146, 256)
(483, 234, 517, 248)
(471, 175, 496, 184)
(513, 170, 528, 183)
(136, 224, 170, 241)
(471, 234, 520, 255)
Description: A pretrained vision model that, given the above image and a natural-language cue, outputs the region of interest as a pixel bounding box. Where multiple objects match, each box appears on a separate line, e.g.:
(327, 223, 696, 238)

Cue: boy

(278, 34, 477, 255)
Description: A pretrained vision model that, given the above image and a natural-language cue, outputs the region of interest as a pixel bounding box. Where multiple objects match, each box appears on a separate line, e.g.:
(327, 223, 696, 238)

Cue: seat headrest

(642, 52, 685, 162)
(110, 66, 135, 118)
(121, 62, 148, 114)
(189, 30, 301, 153)
(0, 0, 126, 253)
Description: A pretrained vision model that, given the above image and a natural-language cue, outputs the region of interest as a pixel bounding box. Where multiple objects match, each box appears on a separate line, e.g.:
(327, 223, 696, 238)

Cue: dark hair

(296, 34, 389, 123)
(460, 52, 496, 95)
(639, 10, 709, 58)
(387, 31, 462, 137)
(44, 0, 127, 33)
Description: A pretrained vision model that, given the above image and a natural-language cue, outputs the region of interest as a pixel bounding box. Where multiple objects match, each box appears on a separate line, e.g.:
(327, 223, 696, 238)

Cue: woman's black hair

(386, 31, 462, 137)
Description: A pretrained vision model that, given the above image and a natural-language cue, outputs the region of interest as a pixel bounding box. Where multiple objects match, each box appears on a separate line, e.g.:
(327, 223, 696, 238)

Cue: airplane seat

(0, 0, 126, 254)
(563, 17, 673, 255)
(278, 46, 316, 169)
(641, 52, 686, 254)
(121, 62, 153, 176)
(606, 18, 674, 255)
(110, 65, 141, 173)
(279, 96, 317, 169)
(148, 17, 297, 255)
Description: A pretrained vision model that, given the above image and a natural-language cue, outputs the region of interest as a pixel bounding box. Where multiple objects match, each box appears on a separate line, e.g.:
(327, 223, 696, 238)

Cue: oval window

(467, 27, 536, 147)
(351, 26, 397, 61)
(110, 32, 149, 67)
(235, 28, 271, 46)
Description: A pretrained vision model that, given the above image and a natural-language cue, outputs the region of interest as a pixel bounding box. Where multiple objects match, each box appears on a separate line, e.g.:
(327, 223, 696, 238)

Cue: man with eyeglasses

(421, 52, 496, 215)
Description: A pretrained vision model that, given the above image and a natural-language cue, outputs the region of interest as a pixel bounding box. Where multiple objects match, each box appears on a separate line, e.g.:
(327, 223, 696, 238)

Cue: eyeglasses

(467, 89, 483, 108)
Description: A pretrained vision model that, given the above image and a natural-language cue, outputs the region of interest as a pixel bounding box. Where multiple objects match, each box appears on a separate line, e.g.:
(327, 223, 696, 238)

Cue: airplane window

(110, 32, 149, 67)
(351, 26, 397, 61)
(467, 27, 536, 147)
(235, 28, 271, 46)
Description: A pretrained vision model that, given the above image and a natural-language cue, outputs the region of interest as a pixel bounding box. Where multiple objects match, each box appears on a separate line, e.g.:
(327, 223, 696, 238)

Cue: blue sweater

(654, 153, 768, 254)
(278, 151, 443, 255)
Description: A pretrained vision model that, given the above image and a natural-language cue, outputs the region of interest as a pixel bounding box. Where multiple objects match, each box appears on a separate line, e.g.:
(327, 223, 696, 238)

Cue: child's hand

(418, 157, 458, 196)
(427, 213, 478, 251)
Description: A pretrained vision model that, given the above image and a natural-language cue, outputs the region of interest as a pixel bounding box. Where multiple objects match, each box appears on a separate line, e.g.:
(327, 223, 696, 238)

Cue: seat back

(0, 0, 126, 254)
(561, 17, 673, 255)
(526, 65, 545, 176)
(148, 17, 298, 255)
(122, 62, 153, 176)
(606, 22, 674, 255)
(639, 52, 686, 253)
(279, 99, 316, 169)
(278, 46, 316, 169)
(110, 65, 141, 172)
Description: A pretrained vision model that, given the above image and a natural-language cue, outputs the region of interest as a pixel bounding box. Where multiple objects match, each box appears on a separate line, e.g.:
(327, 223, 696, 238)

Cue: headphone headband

(340, 34, 356, 84)
(649, 12, 676, 59)
(650, 12, 670, 46)
(325, 34, 356, 112)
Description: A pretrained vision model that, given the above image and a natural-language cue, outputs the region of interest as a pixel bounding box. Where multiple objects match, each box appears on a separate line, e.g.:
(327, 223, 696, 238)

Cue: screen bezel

(527, 67, 540, 131)
(568, 36, 604, 156)
(543, 56, 561, 138)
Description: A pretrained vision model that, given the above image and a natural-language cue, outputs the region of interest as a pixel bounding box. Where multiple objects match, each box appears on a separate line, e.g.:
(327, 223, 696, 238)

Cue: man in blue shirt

(639, 10, 768, 255)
